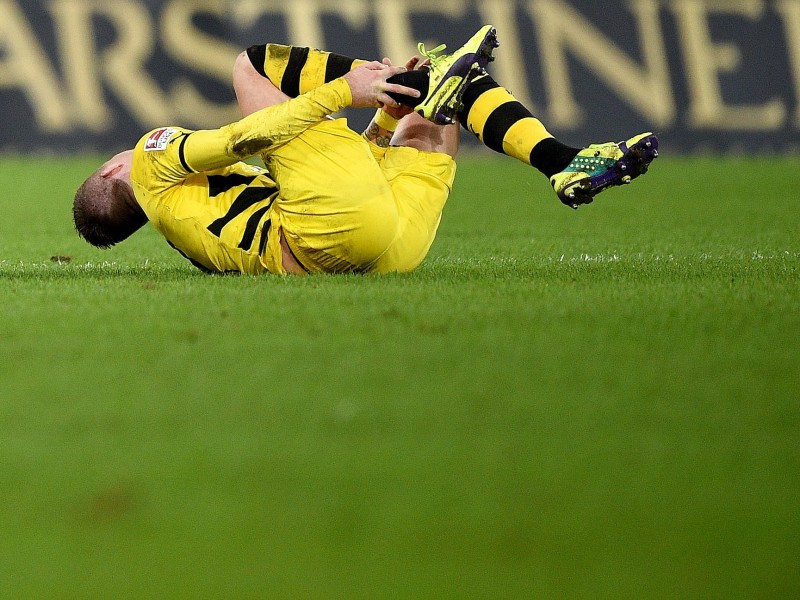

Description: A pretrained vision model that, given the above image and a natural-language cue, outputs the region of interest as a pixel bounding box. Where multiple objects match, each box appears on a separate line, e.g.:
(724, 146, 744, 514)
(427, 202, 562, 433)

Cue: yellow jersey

(132, 128, 278, 273)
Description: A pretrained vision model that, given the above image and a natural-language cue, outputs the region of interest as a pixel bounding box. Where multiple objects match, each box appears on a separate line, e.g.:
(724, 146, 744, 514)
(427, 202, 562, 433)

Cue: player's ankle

(386, 70, 429, 107)
(529, 138, 581, 178)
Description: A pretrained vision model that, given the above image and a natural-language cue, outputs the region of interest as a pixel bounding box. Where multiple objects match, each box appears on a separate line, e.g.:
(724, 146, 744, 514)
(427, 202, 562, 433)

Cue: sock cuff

(374, 109, 400, 131)
(529, 138, 581, 178)
(246, 45, 268, 78)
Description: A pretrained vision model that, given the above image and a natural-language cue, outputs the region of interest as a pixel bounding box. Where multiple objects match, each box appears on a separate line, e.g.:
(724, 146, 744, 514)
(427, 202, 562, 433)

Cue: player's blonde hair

(73, 170, 147, 248)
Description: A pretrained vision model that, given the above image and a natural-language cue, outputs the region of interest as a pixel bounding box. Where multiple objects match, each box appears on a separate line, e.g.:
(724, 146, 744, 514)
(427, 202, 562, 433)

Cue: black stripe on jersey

(178, 133, 192, 172)
(207, 186, 275, 237)
(238, 205, 271, 250)
(167, 241, 214, 273)
(257, 219, 272, 255)
(282, 46, 310, 97)
(207, 174, 257, 197)
(325, 52, 354, 82)
(458, 76, 500, 123)
(482, 102, 534, 154)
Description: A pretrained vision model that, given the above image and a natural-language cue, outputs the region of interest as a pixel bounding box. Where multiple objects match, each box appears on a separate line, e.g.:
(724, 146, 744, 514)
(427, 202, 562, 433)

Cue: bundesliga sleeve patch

(143, 127, 179, 152)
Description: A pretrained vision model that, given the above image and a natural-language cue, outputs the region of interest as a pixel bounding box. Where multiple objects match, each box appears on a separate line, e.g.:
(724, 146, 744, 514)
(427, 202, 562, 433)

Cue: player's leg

(244, 30, 498, 124)
(458, 74, 573, 172)
(456, 71, 658, 209)
(241, 30, 652, 210)
(245, 43, 429, 105)
(246, 43, 365, 97)
(391, 112, 459, 157)
(233, 50, 293, 116)
(240, 34, 487, 274)
(230, 54, 408, 272)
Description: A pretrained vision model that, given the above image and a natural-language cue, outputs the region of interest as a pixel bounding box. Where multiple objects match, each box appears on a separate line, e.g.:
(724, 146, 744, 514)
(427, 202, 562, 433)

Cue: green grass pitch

(1, 153, 798, 598)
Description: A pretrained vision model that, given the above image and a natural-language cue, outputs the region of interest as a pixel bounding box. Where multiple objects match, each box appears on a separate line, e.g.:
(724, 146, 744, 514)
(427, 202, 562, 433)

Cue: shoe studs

(487, 28, 500, 48)
(470, 63, 488, 77)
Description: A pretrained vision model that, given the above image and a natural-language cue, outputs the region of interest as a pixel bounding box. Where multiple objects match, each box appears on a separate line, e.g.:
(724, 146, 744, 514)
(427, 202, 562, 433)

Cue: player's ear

(99, 150, 133, 178)
(99, 161, 121, 178)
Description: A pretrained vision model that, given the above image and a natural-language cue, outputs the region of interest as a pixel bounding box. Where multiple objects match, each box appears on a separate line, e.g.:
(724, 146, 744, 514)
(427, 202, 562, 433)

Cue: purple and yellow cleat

(551, 133, 660, 209)
(415, 25, 500, 125)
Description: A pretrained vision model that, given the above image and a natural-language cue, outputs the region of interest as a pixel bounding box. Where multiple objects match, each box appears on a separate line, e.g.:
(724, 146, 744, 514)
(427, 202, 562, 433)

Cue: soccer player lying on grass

(73, 26, 659, 275)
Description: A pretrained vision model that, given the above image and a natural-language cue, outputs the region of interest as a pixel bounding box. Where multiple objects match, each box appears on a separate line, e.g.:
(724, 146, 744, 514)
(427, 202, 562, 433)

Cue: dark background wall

(2, 0, 798, 154)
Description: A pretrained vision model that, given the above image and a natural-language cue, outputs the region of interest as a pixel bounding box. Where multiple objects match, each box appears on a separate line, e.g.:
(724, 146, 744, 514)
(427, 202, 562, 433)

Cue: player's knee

(233, 51, 257, 91)
(233, 47, 277, 94)
(392, 114, 458, 156)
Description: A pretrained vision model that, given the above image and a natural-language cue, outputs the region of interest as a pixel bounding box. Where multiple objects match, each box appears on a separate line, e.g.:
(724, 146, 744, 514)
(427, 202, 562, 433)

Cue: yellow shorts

(263, 118, 456, 274)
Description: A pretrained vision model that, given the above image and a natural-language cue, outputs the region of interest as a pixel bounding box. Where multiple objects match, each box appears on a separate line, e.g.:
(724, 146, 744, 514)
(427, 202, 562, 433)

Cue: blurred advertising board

(1, 0, 798, 153)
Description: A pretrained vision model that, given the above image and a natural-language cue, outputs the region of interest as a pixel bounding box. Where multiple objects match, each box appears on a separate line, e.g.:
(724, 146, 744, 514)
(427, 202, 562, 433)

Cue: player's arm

(180, 77, 350, 173)
(181, 63, 420, 173)
(361, 55, 428, 151)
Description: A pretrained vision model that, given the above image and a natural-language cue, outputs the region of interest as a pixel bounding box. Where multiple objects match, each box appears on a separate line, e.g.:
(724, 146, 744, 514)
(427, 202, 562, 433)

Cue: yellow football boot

(415, 25, 499, 125)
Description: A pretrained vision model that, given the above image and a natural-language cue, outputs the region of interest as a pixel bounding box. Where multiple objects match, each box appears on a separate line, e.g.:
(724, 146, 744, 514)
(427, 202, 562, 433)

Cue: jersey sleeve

(181, 76, 352, 172)
(131, 77, 353, 194)
(132, 126, 196, 193)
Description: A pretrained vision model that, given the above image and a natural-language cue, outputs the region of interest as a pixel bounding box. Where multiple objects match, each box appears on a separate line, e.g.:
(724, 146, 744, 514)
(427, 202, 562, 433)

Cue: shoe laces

(417, 42, 447, 67)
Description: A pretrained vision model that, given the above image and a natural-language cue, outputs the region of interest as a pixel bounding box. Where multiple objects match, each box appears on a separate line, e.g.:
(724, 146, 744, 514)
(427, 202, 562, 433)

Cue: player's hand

(403, 55, 431, 71)
(377, 58, 416, 119)
(342, 62, 420, 109)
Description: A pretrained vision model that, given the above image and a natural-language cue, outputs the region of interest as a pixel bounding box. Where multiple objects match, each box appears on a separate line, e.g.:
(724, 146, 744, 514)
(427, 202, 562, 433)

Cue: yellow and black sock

(246, 44, 363, 96)
(458, 76, 579, 177)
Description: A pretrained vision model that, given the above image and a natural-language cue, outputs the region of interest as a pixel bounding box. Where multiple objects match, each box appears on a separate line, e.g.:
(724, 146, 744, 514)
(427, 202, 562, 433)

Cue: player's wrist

(334, 76, 354, 108)
(362, 109, 396, 149)
(374, 109, 399, 132)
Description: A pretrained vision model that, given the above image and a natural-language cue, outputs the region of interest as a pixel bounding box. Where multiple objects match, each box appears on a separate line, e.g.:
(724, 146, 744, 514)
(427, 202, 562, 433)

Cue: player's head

(73, 150, 147, 248)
